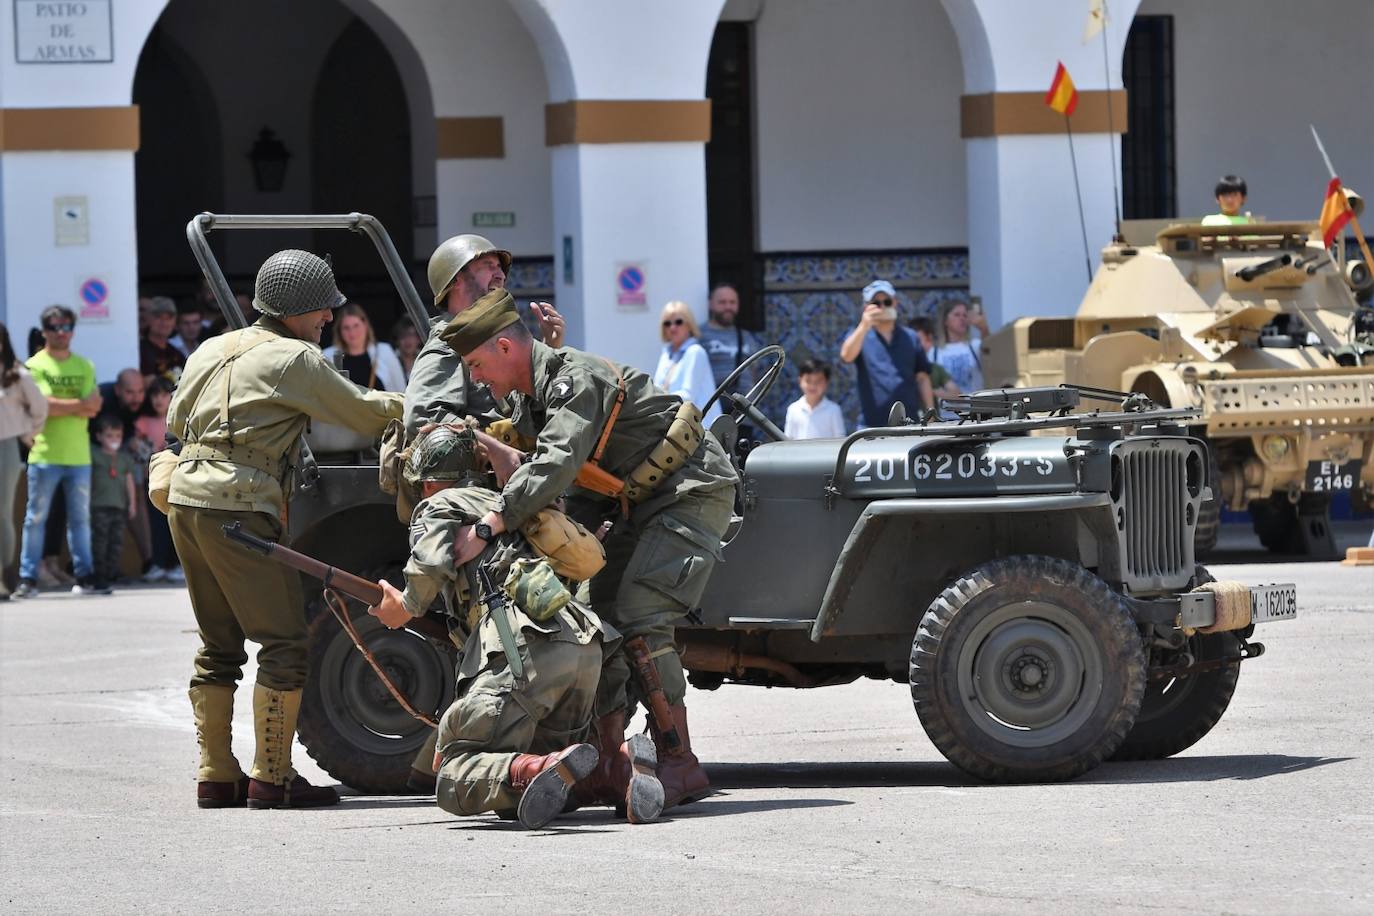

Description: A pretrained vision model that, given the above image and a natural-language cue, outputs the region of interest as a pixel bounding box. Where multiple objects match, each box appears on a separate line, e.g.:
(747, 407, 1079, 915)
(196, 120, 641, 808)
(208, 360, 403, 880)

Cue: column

(511, 0, 727, 375)
(0, 0, 165, 379)
(943, 0, 1141, 327)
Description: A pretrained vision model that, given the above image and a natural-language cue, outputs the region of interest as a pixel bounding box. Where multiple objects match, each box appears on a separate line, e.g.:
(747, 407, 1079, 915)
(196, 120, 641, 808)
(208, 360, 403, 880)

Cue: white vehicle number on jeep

(844, 439, 1075, 496)
(1250, 584, 1298, 623)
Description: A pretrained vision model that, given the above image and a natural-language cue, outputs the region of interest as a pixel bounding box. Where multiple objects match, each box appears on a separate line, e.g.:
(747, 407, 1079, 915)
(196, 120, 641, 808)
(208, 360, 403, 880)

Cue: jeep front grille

(1113, 441, 1198, 590)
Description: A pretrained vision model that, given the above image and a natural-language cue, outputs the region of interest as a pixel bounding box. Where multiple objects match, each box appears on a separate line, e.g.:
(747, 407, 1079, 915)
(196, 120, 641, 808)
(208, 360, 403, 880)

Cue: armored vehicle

(190, 214, 1297, 790)
(982, 217, 1374, 557)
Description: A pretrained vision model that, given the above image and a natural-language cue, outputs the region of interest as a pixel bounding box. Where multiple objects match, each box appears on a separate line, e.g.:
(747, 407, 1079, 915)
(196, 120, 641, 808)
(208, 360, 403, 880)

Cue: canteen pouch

(520, 507, 607, 581)
(484, 417, 536, 452)
(147, 448, 178, 515)
(503, 557, 572, 622)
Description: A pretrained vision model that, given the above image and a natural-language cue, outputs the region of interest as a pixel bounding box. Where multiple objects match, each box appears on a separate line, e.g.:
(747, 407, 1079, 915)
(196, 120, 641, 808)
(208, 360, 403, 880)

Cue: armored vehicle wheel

(909, 556, 1146, 783)
(297, 586, 456, 794)
(1249, 493, 1297, 553)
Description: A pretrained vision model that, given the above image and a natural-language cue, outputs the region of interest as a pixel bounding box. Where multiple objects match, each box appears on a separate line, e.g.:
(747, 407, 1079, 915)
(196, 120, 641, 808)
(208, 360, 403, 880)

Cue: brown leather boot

(652, 703, 711, 808)
(248, 775, 340, 809)
(198, 776, 251, 809)
(573, 713, 663, 823)
(509, 743, 598, 830)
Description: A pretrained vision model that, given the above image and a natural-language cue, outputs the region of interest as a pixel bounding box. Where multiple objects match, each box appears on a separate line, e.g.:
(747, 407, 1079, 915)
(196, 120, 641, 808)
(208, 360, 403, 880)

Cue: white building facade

(1, 0, 1370, 423)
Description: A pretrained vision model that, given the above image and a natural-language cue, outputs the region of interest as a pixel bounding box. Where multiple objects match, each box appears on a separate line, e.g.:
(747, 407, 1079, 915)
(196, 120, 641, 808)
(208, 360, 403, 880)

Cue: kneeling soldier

(368, 425, 662, 828)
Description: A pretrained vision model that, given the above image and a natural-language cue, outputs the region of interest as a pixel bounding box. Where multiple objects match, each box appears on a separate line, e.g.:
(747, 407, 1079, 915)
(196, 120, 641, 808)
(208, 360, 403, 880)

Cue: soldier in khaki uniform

(400, 234, 564, 792)
(441, 290, 737, 810)
(368, 425, 663, 827)
(168, 250, 403, 809)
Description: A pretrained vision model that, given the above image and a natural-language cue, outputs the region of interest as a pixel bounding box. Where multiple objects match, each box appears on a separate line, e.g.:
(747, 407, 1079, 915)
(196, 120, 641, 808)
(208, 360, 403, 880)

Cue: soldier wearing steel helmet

(166, 249, 403, 811)
(403, 234, 566, 439)
(368, 425, 663, 828)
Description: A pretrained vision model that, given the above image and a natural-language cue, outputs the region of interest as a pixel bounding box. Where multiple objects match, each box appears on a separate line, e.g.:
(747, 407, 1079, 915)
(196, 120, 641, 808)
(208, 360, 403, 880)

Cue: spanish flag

(1320, 177, 1354, 247)
(1045, 62, 1079, 117)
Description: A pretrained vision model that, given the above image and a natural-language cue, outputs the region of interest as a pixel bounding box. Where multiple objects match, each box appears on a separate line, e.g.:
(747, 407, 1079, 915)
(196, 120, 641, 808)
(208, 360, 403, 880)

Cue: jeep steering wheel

(703, 345, 787, 441)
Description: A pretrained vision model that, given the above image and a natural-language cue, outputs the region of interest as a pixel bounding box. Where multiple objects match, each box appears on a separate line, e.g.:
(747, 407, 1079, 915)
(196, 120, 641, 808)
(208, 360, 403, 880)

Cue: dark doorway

(1122, 15, 1177, 219)
(133, 26, 224, 292)
(705, 22, 761, 330)
(312, 18, 414, 335)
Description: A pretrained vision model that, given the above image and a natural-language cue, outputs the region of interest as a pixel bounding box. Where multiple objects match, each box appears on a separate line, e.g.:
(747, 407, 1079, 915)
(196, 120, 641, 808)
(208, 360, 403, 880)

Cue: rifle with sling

(221, 522, 448, 726)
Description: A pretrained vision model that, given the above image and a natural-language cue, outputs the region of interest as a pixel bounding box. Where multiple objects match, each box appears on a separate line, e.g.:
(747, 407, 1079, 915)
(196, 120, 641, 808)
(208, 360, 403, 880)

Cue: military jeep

(190, 213, 1297, 790)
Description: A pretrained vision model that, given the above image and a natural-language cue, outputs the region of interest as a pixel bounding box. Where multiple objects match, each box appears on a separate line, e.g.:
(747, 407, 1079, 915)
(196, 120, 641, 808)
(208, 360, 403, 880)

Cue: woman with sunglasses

(652, 301, 722, 427)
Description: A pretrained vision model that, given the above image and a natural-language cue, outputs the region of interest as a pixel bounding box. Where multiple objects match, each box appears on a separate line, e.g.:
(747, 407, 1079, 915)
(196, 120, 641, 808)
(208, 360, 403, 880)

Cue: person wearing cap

(367, 424, 663, 828)
(139, 296, 186, 385)
(404, 235, 565, 439)
(165, 249, 403, 811)
(839, 279, 934, 428)
(439, 289, 737, 811)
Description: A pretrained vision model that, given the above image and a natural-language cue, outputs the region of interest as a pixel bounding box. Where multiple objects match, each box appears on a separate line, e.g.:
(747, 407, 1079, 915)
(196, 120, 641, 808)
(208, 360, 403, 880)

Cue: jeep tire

(297, 584, 455, 794)
(910, 555, 1146, 783)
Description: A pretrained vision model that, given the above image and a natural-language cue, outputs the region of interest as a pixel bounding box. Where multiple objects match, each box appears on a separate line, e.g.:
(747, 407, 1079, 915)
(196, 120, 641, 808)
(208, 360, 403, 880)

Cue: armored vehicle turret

(983, 216, 1374, 556)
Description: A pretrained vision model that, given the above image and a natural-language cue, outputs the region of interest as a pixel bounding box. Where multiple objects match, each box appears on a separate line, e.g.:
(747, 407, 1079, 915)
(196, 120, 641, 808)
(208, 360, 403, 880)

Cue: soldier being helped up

(367, 424, 664, 828)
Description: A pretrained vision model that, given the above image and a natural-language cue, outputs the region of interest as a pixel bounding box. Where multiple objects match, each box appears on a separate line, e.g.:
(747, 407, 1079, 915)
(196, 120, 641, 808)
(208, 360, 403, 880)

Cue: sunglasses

(869, 297, 894, 307)
(44, 323, 75, 333)
(662, 318, 686, 328)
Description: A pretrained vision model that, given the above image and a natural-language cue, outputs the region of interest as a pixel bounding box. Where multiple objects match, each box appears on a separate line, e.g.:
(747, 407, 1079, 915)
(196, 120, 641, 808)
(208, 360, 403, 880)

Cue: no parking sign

(77, 277, 110, 322)
(615, 263, 647, 309)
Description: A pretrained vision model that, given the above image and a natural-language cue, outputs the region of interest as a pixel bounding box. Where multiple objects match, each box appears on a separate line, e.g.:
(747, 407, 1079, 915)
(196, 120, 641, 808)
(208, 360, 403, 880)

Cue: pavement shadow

(1086, 754, 1355, 784)
(708, 761, 982, 790)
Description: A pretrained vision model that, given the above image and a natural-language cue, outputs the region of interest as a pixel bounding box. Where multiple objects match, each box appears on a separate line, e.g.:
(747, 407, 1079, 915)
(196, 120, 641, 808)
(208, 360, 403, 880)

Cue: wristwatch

(473, 522, 494, 542)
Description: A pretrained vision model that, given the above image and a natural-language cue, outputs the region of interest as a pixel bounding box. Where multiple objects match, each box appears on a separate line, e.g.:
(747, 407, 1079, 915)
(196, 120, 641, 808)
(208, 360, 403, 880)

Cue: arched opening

(131, 0, 429, 331)
(133, 25, 224, 295)
(311, 17, 414, 335)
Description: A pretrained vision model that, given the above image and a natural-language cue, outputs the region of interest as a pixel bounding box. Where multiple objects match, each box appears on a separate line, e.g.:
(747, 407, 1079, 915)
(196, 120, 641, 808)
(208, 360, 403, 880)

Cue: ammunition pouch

(503, 557, 572, 622)
(485, 417, 536, 452)
(520, 508, 606, 581)
(623, 402, 704, 505)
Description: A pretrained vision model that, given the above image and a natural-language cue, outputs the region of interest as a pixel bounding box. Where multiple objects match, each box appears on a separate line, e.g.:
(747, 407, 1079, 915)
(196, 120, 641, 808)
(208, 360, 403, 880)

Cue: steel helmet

(252, 249, 346, 318)
(406, 424, 485, 484)
(426, 234, 512, 307)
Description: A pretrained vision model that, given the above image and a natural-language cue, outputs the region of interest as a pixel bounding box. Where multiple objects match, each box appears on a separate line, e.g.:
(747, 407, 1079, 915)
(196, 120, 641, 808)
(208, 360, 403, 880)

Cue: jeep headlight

(1261, 435, 1291, 462)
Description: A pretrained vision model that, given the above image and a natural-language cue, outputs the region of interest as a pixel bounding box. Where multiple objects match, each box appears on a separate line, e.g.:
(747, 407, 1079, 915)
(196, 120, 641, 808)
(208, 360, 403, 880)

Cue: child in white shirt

(784, 360, 847, 439)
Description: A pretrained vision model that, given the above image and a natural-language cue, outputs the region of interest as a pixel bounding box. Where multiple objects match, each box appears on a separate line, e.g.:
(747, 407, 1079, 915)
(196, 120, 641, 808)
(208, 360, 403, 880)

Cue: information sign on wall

(54, 196, 89, 246)
(14, 1, 113, 64)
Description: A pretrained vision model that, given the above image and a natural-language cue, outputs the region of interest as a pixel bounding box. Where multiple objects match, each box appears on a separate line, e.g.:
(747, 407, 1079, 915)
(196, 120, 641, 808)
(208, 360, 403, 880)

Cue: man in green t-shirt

(14, 306, 106, 598)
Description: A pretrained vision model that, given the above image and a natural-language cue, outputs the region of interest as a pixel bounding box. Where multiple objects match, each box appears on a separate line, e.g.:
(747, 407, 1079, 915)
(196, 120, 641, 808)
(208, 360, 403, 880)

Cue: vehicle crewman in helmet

(404, 234, 565, 438)
(167, 249, 403, 810)
(368, 424, 663, 827)
(440, 290, 738, 810)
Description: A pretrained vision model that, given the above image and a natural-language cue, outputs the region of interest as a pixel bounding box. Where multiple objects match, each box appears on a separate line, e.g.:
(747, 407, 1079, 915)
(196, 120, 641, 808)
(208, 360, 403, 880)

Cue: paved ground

(1, 522, 1370, 915)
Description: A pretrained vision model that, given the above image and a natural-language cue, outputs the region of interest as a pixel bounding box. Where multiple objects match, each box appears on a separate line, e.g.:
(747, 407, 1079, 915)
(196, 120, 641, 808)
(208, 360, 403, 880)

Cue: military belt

(179, 442, 284, 479)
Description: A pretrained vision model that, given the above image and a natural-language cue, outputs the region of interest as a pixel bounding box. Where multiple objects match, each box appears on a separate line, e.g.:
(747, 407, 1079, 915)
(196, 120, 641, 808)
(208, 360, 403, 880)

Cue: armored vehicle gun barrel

(1237, 253, 1293, 282)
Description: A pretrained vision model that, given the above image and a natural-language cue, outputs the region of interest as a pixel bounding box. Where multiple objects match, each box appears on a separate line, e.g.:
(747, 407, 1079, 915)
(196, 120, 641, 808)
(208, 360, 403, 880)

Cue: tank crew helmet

(427, 234, 512, 307)
(252, 249, 346, 318)
(406, 424, 487, 485)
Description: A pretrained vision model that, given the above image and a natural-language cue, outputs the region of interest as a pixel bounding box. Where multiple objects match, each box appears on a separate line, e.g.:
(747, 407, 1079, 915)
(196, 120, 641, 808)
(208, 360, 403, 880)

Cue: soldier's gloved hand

(473, 430, 525, 487)
(530, 301, 565, 347)
(369, 579, 413, 629)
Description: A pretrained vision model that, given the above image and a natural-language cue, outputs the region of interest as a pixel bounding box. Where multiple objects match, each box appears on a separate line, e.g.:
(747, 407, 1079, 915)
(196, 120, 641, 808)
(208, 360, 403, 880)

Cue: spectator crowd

(3, 273, 986, 599)
(1, 283, 427, 600)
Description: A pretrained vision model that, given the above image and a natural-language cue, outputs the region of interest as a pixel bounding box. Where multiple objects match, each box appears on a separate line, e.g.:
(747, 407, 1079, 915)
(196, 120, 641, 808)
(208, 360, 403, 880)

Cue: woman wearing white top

(927, 299, 990, 395)
(653, 301, 723, 427)
(1, 322, 49, 599)
(322, 303, 407, 392)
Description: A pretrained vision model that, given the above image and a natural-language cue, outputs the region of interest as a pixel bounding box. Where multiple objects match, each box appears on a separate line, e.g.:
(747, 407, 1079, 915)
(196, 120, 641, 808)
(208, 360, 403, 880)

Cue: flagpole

(1100, 0, 1123, 239)
(1065, 115, 1094, 283)
(1311, 124, 1374, 266)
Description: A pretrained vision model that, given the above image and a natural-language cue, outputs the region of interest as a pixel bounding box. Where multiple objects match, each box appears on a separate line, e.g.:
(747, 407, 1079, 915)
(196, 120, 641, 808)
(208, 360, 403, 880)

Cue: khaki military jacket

(401, 485, 610, 678)
(496, 341, 737, 531)
(167, 317, 402, 516)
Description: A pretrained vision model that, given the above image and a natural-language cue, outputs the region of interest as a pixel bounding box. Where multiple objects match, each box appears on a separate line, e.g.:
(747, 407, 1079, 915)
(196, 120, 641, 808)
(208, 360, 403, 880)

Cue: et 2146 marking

(853, 449, 1056, 484)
